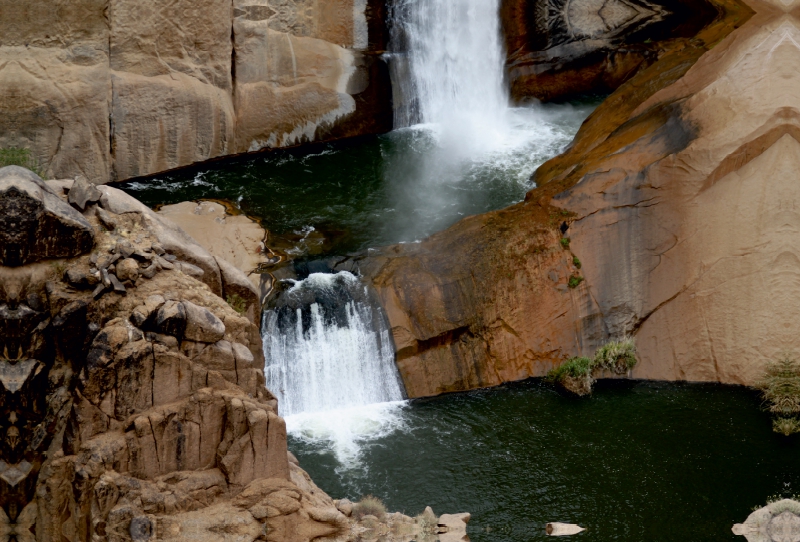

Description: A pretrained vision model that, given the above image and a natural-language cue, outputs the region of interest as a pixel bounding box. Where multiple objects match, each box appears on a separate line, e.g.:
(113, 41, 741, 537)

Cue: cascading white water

(383, 0, 593, 244)
(262, 272, 406, 466)
(391, 0, 509, 154)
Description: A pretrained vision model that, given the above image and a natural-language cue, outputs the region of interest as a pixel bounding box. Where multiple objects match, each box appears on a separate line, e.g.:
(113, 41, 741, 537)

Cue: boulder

(67, 175, 102, 211)
(183, 300, 226, 343)
(546, 522, 585, 536)
(115, 257, 140, 282)
(0, 166, 94, 266)
(155, 300, 188, 338)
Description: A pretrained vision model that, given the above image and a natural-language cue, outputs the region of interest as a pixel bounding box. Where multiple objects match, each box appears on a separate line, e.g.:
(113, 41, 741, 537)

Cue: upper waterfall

(390, 0, 509, 153)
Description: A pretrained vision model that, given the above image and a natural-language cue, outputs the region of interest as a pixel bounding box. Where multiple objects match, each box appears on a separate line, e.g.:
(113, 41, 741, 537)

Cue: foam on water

(263, 272, 407, 466)
(286, 401, 407, 470)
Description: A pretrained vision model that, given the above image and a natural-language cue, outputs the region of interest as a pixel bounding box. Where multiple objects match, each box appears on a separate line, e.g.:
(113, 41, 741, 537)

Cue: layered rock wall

(343, 0, 761, 398)
(0, 0, 392, 183)
(500, 0, 720, 102)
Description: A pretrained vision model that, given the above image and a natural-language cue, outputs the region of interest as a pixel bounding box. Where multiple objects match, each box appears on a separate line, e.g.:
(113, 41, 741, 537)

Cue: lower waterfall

(262, 271, 407, 467)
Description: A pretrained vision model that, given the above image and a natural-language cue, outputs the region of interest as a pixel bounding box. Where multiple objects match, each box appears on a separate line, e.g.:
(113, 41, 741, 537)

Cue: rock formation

(0, 165, 469, 541)
(156, 201, 276, 305)
(733, 499, 800, 541)
(338, 0, 789, 398)
(0, 165, 345, 541)
(501, 0, 721, 102)
(0, 0, 392, 183)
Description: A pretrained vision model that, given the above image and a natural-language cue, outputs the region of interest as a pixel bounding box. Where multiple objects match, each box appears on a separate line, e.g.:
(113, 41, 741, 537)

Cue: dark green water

(289, 380, 796, 541)
(119, 103, 596, 258)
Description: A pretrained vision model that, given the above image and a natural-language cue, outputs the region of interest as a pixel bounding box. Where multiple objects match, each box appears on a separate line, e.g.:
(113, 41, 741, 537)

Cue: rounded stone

(116, 258, 140, 282)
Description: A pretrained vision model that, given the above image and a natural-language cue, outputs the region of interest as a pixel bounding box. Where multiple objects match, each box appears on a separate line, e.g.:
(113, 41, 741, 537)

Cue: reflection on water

(290, 380, 799, 542)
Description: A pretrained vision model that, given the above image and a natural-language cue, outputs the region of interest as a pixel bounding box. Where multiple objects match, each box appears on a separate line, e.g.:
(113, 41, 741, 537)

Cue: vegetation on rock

(0, 147, 44, 177)
(227, 293, 247, 315)
(568, 275, 584, 289)
(352, 495, 387, 521)
(756, 357, 800, 436)
(547, 338, 637, 395)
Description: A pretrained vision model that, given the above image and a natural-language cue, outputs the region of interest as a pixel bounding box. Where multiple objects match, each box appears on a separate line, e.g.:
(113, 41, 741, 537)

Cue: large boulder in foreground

(341, 0, 765, 398)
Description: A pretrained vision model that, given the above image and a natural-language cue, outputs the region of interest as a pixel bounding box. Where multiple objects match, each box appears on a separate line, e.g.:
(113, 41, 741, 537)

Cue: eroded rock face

(0, 167, 354, 541)
(501, 0, 720, 102)
(344, 0, 762, 397)
(0, 0, 391, 183)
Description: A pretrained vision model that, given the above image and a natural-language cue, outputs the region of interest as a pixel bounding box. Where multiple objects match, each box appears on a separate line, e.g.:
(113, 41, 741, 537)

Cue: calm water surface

(289, 380, 796, 542)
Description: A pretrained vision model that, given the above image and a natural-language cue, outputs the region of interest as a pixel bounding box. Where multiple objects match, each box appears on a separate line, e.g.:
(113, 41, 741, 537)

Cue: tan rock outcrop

(156, 200, 273, 320)
(0, 0, 391, 183)
(343, 0, 772, 398)
(0, 165, 363, 541)
(0, 166, 470, 541)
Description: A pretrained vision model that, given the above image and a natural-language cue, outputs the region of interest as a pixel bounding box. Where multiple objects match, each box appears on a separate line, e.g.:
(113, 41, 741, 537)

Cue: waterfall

(262, 272, 406, 466)
(390, 0, 509, 154)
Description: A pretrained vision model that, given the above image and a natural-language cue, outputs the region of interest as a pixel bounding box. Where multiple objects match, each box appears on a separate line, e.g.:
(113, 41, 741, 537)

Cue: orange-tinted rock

(347, 0, 758, 398)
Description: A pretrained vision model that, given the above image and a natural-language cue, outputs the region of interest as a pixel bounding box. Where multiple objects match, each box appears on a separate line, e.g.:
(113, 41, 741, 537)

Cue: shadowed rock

(0, 166, 93, 266)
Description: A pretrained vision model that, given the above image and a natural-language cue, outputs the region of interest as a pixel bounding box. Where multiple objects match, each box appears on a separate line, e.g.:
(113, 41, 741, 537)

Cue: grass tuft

(757, 357, 800, 435)
(560, 238, 571, 249)
(568, 275, 584, 289)
(572, 256, 582, 269)
(546, 356, 594, 396)
(547, 338, 637, 396)
(594, 338, 637, 375)
(0, 147, 45, 178)
(226, 294, 247, 315)
(352, 495, 387, 521)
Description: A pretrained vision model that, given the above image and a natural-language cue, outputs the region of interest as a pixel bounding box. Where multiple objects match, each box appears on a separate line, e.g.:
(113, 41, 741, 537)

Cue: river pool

(288, 380, 794, 542)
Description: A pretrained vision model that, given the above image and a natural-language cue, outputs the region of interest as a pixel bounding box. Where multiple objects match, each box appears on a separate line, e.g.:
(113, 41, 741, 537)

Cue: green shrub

(352, 495, 387, 521)
(547, 338, 638, 396)
(546, 357, 594, 396)
(568, 275, 584, 289)
(757, 357, 800, 435)
(0, 147, 44, 178)
(226, 294, 247, 315)
(560, 238, 570, 249)
(572, 256, 582, 269)
(594, 338, 637, 375)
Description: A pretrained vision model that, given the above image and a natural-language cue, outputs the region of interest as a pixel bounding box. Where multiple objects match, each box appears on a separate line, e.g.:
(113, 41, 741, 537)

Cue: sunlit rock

(733, 499, 800, 541)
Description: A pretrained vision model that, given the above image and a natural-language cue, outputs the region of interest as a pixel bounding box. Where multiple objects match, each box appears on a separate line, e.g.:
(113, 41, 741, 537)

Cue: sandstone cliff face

(344, 0, 767, 398)
(0, 0, 391, 183)
(0, 166, 353, 541)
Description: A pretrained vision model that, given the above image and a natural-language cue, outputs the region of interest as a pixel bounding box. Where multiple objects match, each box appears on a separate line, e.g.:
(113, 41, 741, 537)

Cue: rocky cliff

(501, 0, 721, 102)
(0, 165, 352, 541)
(0, 0, 391, 183)
(339, 0, 771, 398)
